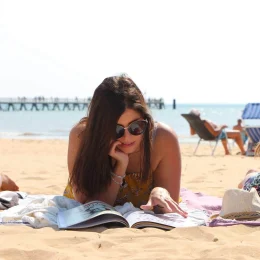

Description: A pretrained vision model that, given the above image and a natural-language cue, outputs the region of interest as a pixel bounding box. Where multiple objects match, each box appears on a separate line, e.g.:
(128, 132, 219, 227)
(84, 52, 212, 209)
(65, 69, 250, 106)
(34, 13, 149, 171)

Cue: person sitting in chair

(189, 109, 246, 155)
(233, 118, 248, 144)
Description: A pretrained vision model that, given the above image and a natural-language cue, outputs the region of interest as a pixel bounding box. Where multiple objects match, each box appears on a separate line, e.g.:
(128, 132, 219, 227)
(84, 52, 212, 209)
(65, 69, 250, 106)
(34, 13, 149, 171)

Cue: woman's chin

(119, 147, 135, 154)
(117, 143, 138, 154)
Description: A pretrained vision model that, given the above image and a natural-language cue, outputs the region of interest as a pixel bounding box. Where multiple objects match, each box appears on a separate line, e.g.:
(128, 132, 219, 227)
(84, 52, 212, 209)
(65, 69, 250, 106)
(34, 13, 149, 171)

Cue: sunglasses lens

(129, 120, 147, 135)
(116, 120, 148, 139)
(116, 125, 124, 139)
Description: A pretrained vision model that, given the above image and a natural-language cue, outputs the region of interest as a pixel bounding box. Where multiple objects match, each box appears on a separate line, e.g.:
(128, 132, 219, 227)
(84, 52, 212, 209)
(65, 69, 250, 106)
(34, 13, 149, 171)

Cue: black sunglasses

(116, 119, 148, 139)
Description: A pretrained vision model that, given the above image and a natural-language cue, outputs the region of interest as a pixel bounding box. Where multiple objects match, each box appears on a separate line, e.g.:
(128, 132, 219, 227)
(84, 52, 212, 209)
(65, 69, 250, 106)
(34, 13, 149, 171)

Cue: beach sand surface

(1, 139, 260, 260)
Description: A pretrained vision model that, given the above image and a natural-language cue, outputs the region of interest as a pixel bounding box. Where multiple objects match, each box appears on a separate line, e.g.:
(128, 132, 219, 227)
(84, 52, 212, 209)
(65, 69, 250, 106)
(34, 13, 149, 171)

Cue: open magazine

(57, 201, 207, 230)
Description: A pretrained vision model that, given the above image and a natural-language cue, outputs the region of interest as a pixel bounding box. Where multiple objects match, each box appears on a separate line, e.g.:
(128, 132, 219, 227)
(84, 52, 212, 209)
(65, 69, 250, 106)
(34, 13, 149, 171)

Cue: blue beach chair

(242, 103, 260, 156)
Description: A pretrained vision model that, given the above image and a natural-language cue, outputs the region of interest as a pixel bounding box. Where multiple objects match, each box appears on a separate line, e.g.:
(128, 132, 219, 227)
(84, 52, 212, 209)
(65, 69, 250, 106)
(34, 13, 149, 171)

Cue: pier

(0, 98, 90, 111)
(0, 97, 166, 111)
(146, 98, 165, 109)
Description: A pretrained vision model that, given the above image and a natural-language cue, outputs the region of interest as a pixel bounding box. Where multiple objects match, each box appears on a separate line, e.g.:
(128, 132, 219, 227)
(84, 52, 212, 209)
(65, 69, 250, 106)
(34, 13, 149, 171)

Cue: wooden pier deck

(0, 97, 165, 111)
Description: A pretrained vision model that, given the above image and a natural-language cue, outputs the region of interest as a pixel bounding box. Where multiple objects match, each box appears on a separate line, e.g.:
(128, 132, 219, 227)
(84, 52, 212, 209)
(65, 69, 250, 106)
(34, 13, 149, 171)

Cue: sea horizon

(1, 103, 256, 143)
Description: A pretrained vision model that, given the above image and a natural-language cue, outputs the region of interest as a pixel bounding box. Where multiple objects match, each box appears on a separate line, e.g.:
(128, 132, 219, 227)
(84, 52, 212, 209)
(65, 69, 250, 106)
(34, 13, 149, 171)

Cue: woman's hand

(109, 141, 129, 170)
(140, 187, 188, 217)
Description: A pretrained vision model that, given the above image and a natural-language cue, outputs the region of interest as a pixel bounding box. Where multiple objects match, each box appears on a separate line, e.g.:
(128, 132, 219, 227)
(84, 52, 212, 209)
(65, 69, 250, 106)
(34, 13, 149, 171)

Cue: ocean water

(0, 104, 254, 143)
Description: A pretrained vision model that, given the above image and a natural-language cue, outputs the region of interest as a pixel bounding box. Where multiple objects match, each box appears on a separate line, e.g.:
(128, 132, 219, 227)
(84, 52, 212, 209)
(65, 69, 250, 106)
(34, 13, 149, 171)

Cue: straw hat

(219, 188, 260, 220)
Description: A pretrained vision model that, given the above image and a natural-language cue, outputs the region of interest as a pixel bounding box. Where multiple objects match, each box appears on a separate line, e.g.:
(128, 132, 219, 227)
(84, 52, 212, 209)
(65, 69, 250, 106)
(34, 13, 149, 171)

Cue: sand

(1, 139, 260, 260)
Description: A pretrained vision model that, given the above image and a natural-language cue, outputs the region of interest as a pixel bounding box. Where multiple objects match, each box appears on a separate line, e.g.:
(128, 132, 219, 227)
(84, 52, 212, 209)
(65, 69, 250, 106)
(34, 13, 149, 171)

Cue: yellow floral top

(63, 171, 153, 208)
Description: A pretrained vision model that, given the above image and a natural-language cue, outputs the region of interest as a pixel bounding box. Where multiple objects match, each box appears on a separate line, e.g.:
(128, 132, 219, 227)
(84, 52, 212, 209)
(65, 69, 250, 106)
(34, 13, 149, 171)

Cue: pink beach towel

(180, 188, 260, 227)
(180, 188, 222, 215)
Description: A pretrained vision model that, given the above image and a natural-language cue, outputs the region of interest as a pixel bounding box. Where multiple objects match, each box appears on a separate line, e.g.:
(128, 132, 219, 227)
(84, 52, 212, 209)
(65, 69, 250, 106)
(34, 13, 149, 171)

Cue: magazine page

(60, 214, 129, 229)
(57, 200, 126, 229)
(123, 208, 207, 229)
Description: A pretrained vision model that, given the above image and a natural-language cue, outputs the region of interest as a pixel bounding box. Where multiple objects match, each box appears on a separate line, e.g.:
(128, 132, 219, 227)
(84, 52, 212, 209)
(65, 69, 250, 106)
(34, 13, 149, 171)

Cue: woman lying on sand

(63, 74, 187, 217)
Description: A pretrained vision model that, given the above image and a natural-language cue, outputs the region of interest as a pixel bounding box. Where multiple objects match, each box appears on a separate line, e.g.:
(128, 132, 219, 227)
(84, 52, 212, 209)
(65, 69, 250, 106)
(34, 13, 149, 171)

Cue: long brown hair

(70, 75, 154, 197)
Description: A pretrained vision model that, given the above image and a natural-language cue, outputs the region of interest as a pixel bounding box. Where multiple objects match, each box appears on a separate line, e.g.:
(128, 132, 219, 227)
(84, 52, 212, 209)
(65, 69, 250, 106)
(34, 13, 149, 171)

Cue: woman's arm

(152, 123, 181, 203)
(67, 124, 85, 178)
(67, 123, 88, 203)
(141, 123, 187, 216)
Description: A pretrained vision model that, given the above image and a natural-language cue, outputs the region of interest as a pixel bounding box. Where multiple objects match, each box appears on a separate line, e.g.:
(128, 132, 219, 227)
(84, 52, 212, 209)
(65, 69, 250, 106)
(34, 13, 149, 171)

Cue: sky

(0, 0, 260, 104)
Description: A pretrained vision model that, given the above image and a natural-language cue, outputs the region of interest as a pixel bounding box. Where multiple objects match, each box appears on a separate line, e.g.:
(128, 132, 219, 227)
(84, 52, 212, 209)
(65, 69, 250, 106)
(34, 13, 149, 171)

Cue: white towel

(0, 194, 81, 228)
(0, 195, 139, 228)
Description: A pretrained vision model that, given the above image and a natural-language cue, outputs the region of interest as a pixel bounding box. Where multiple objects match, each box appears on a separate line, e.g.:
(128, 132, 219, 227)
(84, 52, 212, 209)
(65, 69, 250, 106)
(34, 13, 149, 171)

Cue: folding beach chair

(181, 113, 228, 156)
(242, 103, 260, 156)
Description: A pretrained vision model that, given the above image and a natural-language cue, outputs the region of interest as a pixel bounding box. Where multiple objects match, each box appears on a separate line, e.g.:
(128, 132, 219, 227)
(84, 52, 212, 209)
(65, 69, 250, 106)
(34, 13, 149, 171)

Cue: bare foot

(1, 174, 19, 191)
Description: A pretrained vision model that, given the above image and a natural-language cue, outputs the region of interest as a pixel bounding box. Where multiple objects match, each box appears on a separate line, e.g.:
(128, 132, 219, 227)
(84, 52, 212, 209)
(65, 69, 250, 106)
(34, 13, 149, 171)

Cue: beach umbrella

(242, 103, 260, 120)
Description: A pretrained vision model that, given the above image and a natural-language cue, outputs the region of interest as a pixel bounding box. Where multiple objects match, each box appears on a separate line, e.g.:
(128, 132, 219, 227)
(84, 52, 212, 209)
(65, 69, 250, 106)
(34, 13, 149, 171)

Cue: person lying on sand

(63, 74, 187, 217)
(237, 143, 260, 192)
(189, 109, 246, 155)
(238, 169, 260, 195)
(0, 174, 19, 191)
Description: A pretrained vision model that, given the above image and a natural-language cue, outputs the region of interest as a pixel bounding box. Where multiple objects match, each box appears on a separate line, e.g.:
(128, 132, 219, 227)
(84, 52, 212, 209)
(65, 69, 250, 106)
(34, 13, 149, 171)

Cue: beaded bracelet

(111, 176, 123, 185)
(111, 171, 126, 180)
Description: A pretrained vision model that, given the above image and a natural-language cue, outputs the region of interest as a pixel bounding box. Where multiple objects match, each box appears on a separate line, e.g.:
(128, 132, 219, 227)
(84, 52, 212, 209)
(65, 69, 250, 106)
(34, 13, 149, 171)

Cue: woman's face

(116, 108, 146, 154)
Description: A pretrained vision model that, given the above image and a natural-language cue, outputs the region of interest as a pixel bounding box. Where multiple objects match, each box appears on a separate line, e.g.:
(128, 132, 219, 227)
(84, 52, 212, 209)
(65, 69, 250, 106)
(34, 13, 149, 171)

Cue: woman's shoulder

(153, 122, 178, 144)
(70, 118, 87, 139)
(150, 122, 180, 162)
